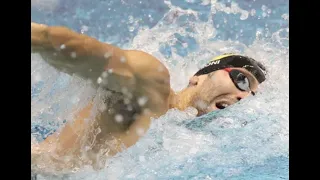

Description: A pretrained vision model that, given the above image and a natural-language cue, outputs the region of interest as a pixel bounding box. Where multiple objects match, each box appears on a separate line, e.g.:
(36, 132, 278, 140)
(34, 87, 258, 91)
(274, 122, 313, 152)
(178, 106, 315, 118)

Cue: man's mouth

(215, 102, 230, 109)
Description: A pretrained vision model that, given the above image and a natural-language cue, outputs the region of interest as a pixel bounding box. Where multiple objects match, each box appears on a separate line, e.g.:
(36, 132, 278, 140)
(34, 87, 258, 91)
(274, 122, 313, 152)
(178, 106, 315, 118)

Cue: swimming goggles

(224, 68, 255, 96)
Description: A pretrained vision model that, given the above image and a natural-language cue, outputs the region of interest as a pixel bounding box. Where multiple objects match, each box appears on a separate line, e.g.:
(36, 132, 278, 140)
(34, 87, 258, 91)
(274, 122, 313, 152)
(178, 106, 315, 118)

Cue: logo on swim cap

(210, 53, 237, 62)
(194, 53, 267, 83)
(206, 53, 237, 66)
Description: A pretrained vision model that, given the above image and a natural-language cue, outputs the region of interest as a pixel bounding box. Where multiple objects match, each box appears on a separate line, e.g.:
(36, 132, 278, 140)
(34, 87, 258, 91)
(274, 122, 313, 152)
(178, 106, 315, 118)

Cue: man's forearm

(31, 22, 134, 87)
(31, 22, 117, 59)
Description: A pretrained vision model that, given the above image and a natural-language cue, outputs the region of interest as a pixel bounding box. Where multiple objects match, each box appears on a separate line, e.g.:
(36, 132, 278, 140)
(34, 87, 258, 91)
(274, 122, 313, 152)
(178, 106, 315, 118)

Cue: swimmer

(31, 22, 267, 172)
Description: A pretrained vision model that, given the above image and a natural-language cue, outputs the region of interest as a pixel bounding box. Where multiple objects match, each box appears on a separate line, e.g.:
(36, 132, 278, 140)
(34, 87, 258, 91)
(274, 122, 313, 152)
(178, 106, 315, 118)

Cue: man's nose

(233, 90, 251, 101)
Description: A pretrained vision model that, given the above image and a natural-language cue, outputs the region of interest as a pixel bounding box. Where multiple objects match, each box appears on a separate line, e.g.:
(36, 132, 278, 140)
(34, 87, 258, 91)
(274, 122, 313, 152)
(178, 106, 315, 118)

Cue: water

(31, 0, 289, 179)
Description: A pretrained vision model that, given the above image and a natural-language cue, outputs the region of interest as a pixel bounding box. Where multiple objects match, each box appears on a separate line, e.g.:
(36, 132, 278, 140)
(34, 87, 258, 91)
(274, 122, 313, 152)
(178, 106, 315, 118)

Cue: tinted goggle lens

(225, 68, 255, 95)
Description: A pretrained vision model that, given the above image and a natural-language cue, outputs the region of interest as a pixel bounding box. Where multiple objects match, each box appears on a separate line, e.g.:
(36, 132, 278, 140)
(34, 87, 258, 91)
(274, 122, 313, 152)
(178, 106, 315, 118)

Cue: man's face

(178, 67, 259, 116)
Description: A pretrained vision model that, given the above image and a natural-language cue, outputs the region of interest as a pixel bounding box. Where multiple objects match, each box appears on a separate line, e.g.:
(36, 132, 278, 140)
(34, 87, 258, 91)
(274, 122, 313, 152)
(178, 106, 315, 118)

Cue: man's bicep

(100, 50, 170, 94)
(125, 50, 171, 92)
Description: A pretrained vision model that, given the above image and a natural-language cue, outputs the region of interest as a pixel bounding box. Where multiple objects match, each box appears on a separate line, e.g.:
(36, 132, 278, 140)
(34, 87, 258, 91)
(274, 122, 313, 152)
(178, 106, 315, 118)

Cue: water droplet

(240, 11, 249, 20)
(256, 30, 263, 40)
(60, 44, 66, 49)
(261, 5, 267, 11)
(104, 52, 112, 58)
(250, 9, 256, 16)
(281, 14, 289, 21)
(129, 26, 135, 32)
(136, 127, 145, 136)
(216, 24, 220, 28)
(137, 96, 148, 106)
(120, 56, 126, 63)
(114, 114, 124, 123)
(212, 8, 217, 14)
(108, 69, 113, 73)
(262, 12, 267, 18)
(128, 16, 134, 23)
(70, 52, 77, 58)
(95, 127, 101, 134)
(97, 77, 102, 84)
(89, 69, 92, 72)
(267, 9, 272, 14)
(81, 25, 89, 34)
(224, 18, 227, 24)
(101, 71, 108, 78)
(99, 104, 107, 112)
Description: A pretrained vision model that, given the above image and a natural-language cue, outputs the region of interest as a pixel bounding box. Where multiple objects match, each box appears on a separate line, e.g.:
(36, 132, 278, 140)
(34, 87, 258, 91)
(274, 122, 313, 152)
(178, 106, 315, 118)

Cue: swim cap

(194, 53, 267, 83)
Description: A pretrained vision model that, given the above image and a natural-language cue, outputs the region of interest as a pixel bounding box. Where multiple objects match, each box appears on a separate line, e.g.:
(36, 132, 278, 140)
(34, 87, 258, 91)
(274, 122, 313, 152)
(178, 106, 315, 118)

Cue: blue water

(31, 0, 289, 179)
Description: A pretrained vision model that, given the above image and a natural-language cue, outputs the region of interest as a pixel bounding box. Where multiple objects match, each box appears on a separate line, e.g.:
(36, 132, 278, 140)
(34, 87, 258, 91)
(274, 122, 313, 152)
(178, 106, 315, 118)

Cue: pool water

(31, 0, 289, 179)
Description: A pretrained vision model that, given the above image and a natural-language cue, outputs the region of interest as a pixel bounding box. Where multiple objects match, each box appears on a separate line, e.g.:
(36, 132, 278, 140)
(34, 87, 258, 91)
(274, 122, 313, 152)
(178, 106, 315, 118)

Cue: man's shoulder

(125, 50, 169, 77)
(125, 50, 171, 110)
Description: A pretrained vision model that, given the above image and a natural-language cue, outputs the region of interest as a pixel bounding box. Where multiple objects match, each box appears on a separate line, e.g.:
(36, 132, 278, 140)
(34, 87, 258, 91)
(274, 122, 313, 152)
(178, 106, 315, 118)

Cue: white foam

(31, 0, 60, 12)
(31, 0, 288, 178)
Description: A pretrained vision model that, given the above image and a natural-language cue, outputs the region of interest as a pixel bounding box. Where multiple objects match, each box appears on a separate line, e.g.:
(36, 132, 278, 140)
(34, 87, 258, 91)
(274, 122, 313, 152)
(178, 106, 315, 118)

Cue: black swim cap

(194, 54, 267, 83)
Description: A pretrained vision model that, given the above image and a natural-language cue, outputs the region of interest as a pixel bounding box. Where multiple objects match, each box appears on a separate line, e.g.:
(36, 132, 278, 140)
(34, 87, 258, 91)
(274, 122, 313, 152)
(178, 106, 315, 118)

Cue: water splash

(32, 0, 288, 179)
(31, 0, 60, 12)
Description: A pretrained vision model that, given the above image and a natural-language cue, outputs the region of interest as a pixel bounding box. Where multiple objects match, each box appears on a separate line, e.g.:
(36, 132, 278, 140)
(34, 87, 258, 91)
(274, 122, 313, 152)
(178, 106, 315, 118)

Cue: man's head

(175, 53, 267, 116)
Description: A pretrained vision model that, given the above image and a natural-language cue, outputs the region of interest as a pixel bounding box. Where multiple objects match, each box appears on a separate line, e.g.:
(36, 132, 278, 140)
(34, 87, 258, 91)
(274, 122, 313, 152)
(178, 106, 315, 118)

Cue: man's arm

(31, 22, 135, 90)
(31, 21, 172, 158)
(31, 22, 171, 95)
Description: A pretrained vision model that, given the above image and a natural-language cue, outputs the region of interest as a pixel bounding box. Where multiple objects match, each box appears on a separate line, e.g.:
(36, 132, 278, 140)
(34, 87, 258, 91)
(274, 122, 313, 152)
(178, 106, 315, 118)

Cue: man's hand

(31, 22, 50, 47)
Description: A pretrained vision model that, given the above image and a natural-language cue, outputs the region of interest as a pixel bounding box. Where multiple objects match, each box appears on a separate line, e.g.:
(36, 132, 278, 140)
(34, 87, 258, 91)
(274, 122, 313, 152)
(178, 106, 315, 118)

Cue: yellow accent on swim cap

(210, 53, 237, 62)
